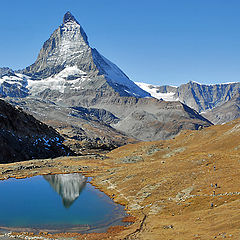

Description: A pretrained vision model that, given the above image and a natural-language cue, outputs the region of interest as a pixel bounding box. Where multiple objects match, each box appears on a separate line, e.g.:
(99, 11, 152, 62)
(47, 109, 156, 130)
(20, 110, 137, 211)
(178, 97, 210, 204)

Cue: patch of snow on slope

(28, 66, 88, 94)
(0, 73, 30, 97)
(56, 66, 86, 78)
(59, 22, 87, 62)
(135, 82, 177, 101)
(0, 73, 28, 86)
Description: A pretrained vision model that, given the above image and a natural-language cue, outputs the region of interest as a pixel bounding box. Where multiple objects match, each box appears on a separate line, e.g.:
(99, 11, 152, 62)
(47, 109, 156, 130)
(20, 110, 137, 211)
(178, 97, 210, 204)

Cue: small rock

(118, 156, 143, 164)
(163, 225, 174, 229)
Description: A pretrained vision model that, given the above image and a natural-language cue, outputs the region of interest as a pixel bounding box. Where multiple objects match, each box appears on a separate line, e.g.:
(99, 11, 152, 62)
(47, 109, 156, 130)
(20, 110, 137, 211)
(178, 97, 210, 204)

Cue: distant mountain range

(136, 81, 240, 124)
(0, 12, 217, 154)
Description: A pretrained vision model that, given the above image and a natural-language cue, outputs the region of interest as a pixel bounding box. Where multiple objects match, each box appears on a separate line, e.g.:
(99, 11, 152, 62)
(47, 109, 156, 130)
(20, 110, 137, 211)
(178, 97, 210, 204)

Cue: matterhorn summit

(23, 11, 150, 99)
(63, 11, 80, 24)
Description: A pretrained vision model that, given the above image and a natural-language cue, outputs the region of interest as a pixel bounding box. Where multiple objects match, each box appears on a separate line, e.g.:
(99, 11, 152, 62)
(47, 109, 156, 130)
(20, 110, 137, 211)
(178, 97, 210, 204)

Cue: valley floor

(0, 118, 240, 240)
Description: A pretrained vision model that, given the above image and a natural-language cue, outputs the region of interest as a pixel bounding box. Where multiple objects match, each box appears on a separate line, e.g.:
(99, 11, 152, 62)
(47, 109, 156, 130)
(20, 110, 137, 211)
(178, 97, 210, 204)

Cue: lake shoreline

(1, 120, 239, 239)
(0, 156, 141, 240)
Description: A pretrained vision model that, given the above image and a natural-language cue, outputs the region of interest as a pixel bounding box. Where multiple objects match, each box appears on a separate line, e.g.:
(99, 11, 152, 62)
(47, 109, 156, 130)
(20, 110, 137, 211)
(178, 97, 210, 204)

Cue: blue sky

(0, 0, 240, 86)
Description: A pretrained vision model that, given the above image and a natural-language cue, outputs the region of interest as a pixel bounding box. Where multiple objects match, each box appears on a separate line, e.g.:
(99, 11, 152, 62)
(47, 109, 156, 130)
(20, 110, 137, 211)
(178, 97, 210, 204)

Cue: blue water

(0, 173, 127, 232)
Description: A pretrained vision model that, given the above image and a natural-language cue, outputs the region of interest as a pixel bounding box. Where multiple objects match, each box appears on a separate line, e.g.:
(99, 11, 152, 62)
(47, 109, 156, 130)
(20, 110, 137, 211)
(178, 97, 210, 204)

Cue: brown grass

(1, 119, 240, 239)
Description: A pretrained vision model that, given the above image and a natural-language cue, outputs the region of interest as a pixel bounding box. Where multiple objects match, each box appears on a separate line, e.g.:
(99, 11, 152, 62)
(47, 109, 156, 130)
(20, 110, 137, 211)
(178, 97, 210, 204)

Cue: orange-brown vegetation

(92, 118, 240, 239)
(1, 118, 240, 239)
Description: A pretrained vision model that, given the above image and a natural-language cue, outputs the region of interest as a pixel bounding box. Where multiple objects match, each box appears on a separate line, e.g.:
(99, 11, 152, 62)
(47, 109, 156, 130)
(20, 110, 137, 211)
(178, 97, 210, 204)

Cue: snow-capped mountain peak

(20, 12, 150, 98)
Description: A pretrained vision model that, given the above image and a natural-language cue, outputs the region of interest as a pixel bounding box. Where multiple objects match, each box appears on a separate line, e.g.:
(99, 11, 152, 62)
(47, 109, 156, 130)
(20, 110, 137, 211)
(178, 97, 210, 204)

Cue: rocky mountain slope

(174, 81, 240, 113)
(136, 81, 240, 124)
(202, 94, 240, 124)
(92, 97, 212, 140)
(6, 97, 134, 153)
(0, 99, 72, 163)
(0, 12, 212, 144)
(0, 69, 29, 98)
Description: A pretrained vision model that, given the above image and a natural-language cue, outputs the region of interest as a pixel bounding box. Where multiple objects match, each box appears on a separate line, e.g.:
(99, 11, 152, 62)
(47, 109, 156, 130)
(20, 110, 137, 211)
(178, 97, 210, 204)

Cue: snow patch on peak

(0, 72, 30, 98)
(188, 80, 203, 85)
(135, 82, 177, 101)
(0, 73, 27, 86)
(57, 66, 86, 78)
(189, 80, 239, 86)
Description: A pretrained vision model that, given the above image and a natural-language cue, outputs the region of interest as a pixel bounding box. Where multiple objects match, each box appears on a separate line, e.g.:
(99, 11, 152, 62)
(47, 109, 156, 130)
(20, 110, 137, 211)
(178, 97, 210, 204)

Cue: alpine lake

(0, 173, 128, 233)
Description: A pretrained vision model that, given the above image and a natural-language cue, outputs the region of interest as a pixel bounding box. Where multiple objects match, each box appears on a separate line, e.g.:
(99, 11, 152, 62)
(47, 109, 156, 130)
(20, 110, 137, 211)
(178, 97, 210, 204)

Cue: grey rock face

(8, 95, 212, 143)
(154, 85, 177, 94)
(137, 81, 240, 124)
(7, 98, 131, 152)
(72, 106, 119, 125)
(141, 81, 240, 113)
(92, 97, 212, 141)
(202, 94, 240, 124)
(63, 11, 79, 24)
(174, 81, 240, 113)
(24, 16, 94, 79)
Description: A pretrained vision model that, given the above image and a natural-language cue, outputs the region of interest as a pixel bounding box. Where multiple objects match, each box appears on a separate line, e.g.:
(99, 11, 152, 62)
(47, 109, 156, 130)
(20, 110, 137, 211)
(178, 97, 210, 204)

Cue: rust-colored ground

(0, 118, 240, 239)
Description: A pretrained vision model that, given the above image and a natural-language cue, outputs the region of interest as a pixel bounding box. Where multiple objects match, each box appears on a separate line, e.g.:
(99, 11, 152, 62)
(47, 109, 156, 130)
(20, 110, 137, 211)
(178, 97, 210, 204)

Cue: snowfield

(28, 67, 89, 94)
(135, 82, 177, 101)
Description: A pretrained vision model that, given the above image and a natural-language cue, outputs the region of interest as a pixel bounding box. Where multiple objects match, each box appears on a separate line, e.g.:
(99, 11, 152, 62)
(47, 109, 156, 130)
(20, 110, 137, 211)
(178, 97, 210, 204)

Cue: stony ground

(0, 118, 240, 239)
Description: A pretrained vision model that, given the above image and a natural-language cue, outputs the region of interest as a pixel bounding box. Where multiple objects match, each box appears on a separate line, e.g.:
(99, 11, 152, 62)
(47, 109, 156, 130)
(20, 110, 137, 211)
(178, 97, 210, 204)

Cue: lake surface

(0, 173, 127, 233)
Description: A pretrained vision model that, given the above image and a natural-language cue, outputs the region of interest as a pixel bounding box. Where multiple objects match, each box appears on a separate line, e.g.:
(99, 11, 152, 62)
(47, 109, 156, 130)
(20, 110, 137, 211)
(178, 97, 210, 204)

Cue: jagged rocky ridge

(0, 67, 14, 77)
(0, 99, 73, 163)
(136, 81, 240, 124)
(174, 81, 240, 113)
(202, 95, 240, 124)
(0, 12, 212, 144)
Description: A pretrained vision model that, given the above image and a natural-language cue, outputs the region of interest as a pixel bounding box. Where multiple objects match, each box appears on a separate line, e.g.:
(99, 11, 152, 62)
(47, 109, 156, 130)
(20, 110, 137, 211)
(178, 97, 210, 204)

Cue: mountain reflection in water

(44, 173, 87, 208)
